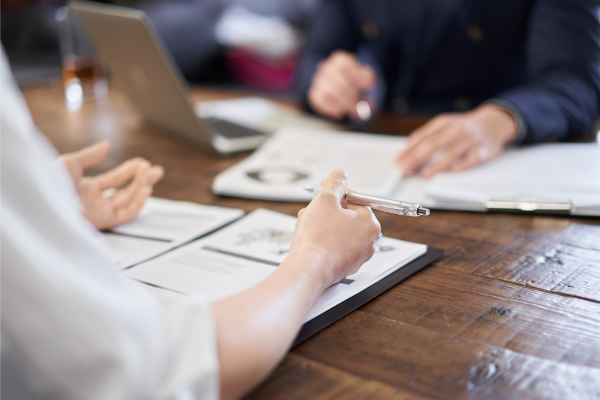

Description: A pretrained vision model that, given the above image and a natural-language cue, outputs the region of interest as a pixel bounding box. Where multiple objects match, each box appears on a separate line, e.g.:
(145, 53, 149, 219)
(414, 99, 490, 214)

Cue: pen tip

(303, 186, 314, 193)
(417, 207, 430, 216)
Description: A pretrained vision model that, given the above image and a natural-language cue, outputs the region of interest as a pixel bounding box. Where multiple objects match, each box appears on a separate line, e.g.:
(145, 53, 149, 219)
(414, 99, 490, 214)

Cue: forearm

(496, 0, 600, 143)
(212, 246, 329, 400)
(495, 73, 600, 143)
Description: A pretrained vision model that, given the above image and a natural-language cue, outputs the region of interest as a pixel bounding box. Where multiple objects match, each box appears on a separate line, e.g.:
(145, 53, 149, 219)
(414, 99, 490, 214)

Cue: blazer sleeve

(494, 0, 600, 144)
(295, 0, 361, 110)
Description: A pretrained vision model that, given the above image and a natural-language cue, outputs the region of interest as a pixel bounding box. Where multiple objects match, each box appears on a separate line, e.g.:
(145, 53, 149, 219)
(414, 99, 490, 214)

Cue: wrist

(472, 104, 518, 145)
(283, 242, 334, 292)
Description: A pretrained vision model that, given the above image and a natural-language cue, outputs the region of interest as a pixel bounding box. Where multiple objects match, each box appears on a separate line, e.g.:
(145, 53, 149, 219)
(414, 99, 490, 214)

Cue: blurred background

(2, 0, 320, 93)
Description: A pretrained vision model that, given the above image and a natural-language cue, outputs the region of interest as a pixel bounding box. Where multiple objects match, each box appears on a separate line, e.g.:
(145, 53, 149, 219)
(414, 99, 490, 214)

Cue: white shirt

(0, 49, 219, 400)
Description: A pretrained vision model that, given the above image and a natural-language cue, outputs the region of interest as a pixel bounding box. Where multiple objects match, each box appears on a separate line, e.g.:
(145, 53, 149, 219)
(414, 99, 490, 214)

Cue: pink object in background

(226, 47, 298, 92)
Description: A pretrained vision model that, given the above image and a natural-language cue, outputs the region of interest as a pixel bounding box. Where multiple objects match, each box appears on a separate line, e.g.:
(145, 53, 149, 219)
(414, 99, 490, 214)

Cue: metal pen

(304, 186, 430, 217)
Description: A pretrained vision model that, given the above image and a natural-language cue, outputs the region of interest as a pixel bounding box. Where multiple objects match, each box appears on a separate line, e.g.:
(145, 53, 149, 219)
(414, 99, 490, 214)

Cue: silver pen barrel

(304, 186, 430, 217)
(345, 191, 428, 217)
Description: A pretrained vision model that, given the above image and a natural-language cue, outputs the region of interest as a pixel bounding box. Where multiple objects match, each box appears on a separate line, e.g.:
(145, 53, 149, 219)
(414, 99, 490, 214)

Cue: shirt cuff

(483, 99, 528, 145)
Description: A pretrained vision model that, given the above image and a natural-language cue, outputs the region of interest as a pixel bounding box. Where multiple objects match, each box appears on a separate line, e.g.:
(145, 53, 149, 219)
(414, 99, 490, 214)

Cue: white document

(195, 97, 341, 134)
(212, 128, 406, 201)
(425, 143, 600, 206)
(125, 209, 427, 322)
(392, 143, 600, 216)
(104, 197, 244, 269)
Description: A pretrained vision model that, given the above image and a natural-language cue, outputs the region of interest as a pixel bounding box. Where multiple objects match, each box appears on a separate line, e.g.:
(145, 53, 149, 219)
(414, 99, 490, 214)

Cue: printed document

(391, 143, 600, 216)
(103, 197, 244, 269)
(125, 208, 427, 322)
(212, 128, 406, 201)
(424, 143, 600, 206)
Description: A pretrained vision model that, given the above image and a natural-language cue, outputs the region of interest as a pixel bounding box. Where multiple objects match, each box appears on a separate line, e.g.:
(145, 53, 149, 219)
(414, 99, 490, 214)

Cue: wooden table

(23, 82, 600, 400)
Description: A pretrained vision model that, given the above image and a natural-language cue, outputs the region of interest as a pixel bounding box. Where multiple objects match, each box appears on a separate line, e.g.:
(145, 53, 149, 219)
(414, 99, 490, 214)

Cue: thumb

(74, 141, 110, 170)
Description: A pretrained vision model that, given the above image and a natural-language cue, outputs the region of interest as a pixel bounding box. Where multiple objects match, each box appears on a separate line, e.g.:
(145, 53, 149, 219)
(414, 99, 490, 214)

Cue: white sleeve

(0, 48, 219, 400)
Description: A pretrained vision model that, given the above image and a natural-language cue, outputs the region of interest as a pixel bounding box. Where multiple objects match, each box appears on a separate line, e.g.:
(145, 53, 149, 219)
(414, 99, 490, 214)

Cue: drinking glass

(55, 7, 107, 108)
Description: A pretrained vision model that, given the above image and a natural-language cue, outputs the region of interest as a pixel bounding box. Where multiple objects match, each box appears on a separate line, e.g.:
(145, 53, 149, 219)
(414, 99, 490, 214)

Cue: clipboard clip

(483, 199, 573, 214)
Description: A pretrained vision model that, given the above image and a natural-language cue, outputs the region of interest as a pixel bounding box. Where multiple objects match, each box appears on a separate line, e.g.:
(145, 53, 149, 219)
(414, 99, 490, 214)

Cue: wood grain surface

(22, 82, 600, 400)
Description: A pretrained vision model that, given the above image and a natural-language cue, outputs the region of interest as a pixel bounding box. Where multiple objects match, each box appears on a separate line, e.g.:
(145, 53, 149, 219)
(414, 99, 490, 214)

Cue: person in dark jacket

(297, 0, 600, 177)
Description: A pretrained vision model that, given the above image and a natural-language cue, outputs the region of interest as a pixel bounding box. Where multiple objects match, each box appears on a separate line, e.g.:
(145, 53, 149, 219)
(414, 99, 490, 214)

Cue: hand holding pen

(307, 50, 377, 121)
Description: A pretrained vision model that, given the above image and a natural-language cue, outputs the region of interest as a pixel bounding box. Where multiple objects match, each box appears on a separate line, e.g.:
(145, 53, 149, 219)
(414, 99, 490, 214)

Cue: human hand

(60, 141, 164, 230)
(290, 170, 381, 288)
(307, 51, 376, 120)
(396, 104, 518, 178)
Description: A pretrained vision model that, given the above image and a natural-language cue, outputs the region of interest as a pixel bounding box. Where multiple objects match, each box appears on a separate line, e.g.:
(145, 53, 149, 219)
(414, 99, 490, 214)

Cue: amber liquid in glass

(62, 56, 105, 99)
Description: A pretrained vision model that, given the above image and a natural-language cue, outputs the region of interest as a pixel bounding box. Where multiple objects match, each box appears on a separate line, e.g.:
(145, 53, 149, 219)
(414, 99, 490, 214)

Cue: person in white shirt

(1, 48, 381, 400)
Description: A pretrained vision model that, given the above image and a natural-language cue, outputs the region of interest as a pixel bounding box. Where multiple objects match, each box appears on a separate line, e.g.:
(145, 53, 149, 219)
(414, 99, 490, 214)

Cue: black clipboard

(293, 247, 445, 347)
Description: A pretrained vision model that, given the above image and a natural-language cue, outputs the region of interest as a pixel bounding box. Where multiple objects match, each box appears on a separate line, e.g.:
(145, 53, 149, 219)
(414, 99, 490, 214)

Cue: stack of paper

(392, 143, 600, 216)
(103, 197, 244, 269)
(428, 144, 600, 212)
(212, 126, 599, 216)
(212, 128, 406, 201)
(125, 209, 427, 322)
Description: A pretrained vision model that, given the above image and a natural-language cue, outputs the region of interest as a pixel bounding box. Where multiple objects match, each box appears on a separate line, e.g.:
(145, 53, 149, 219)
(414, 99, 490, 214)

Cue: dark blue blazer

(296, 0, 600, 143)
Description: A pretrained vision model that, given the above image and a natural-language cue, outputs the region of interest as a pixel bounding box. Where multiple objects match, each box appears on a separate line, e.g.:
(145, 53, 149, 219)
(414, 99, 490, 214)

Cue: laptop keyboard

(204, 117, 265, 139)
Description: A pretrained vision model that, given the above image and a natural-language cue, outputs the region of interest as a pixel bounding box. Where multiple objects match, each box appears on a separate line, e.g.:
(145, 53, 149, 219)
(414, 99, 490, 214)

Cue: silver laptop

(70, 1, 268, 155)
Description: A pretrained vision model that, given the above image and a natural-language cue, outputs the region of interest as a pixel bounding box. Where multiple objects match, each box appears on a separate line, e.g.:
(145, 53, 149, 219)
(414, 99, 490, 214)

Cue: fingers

(452, 146, 490, 172)
(309, 71, 358, 118)
(397, 115, 454, 174)
(115, 185, 153, 225)
(400, 130, 462, 175)
(73, 141, 110, 170)
(309, 82, 352, 119)
(147, 165, 165, 186)
(403, 116, 450, 152)
(318, 170, 348, 204)
(345, 203, 381, 239)
(95, 158, 147, 190)
(297, 208, 306, 218)
(343, 204, 380, 268)
(419, 139, 472, 178)
(111, 162, 151, 209)
(357, 65, 376, 91)
(78, 161, 157, 230)
(308, 51, 377, 119)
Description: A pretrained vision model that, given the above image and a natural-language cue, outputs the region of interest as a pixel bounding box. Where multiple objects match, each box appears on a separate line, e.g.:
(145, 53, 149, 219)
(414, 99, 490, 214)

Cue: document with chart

(125, 208, 428, 322)
(212, 128, 405, 202)
(214, 128, 599, 216)
(103, 197, 244, 269)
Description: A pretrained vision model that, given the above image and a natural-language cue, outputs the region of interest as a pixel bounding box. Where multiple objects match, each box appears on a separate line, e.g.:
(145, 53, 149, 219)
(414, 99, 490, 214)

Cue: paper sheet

(425, 143, 600, 207)
(212, 128, 406, 201)
(125, 208, 427, 322)
(104, 197, 244, 269)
